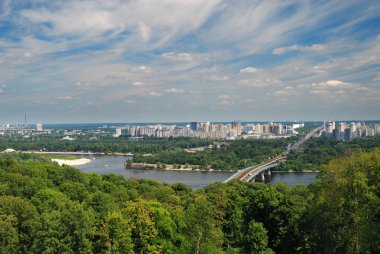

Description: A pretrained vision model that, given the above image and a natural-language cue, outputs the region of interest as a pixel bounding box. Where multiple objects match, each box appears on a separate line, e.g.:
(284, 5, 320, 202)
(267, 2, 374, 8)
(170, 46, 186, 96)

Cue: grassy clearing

(46, 155, 80, 160)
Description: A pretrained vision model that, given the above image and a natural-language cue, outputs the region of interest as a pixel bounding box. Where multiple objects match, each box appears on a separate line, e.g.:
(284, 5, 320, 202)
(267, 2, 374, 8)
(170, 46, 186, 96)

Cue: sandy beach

(52, 158, 92, 166)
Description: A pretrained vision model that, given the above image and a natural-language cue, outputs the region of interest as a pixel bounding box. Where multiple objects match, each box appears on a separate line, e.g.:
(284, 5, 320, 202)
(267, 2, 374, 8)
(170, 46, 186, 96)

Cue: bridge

(224, 126, 323, 183)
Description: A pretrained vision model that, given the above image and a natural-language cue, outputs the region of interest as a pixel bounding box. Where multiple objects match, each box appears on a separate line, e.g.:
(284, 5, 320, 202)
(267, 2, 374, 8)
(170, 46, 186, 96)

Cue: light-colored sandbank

(52, 158, 92, 166)
(24, 151, 133, 156)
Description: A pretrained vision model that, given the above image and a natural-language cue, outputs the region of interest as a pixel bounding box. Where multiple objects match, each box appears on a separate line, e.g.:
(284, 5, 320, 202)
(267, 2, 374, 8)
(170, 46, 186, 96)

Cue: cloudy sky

(0, 0, 379, 123)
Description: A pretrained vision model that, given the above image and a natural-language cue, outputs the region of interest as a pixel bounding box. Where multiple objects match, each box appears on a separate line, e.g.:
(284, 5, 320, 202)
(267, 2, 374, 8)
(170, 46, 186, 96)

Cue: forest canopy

(0, 149, 379, 253)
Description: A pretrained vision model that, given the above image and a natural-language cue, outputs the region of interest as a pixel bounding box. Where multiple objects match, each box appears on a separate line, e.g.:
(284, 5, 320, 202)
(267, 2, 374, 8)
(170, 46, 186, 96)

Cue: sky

(0, 0, 379, 124)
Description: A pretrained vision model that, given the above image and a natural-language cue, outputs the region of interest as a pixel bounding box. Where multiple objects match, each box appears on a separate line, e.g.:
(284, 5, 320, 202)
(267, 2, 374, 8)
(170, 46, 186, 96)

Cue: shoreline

(126, 167, 234, 173)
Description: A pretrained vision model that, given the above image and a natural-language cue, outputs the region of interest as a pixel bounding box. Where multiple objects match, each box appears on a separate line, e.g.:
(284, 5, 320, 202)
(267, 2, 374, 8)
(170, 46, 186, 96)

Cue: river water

(68, 155, 318, 189)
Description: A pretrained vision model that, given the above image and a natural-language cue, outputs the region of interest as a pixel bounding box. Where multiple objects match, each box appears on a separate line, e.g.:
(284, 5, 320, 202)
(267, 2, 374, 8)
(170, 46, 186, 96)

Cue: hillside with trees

(0, 150, 379, 253)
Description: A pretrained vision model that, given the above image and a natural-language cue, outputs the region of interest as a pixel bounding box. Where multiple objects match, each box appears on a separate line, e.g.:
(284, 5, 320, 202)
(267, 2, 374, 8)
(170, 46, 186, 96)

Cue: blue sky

(0, 0, 379, 123)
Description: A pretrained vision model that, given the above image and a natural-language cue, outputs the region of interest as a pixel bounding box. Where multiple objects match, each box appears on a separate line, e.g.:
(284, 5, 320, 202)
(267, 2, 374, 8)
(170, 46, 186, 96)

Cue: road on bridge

(224, 126, 323, 183)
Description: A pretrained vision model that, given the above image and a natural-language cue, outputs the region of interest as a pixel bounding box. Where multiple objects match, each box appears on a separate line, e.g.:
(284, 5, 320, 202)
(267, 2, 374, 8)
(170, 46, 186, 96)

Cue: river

(64, 155, 318, 189)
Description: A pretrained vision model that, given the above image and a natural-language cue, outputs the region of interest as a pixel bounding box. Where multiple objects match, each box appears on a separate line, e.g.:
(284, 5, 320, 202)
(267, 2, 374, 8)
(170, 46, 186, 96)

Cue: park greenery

(0, 149, 379, 253)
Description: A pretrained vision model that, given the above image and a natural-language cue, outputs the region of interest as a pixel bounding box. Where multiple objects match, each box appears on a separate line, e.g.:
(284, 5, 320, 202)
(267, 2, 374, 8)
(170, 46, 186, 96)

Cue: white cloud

(310, 90, 329, 95)
(24, 52, 33, 58)
(149, 91, 162, 96)
(209, 75, 229, 81)
(126, 100, 137, 104)
(268, 90, 292, 96)
(240, 67, 259, 73)
(20, 0, 221, 50)
(316, 80, 352, 88)
(218, 100, 234, 105)
(166, 88, 184, 93)
(75, 81, 90, 87)
(334, 90, 346, 95)
(138, 22, 151, 42)
(273, 44, 325, 55)
(132, 65, 152, 73)
(131, 81, 144, 86)
(239, 78, 281, 87)
(218, 94, 230, 99)
(162, 52, 193, 61)
(57, 96, 74, 100)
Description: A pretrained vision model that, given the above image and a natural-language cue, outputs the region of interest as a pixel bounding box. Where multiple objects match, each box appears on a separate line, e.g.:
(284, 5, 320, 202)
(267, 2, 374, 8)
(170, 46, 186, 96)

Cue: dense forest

(0, 150, 379, 253)
(0, 136, 215, 154)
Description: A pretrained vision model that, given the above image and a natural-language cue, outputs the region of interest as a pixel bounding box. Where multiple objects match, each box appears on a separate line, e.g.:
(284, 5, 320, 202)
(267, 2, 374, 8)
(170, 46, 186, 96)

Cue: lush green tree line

(0, 150, 379, 253)
(0, 136, 214, 154)
(132, 139, 288, 170)
(1, 135, 290, 171)
(280, 136, 380, 171)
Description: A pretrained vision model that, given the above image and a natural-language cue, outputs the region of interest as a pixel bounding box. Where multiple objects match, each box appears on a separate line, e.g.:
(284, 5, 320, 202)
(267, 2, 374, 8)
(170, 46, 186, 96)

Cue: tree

(244, 221, 273, 254)
(183, 193, 224, 254)
(301, 149, 380, 254)
(0, 196, 40, 253)
(31, 189, 94, 253)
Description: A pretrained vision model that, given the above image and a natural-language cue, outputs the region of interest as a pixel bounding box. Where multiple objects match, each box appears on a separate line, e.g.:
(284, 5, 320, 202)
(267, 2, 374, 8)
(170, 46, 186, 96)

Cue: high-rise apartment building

(36, 123, 43, 131)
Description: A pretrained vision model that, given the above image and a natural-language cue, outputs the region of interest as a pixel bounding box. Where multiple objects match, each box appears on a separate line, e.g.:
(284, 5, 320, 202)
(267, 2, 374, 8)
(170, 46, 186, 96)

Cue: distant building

(350, 122, 357, 133)
(365, 127, 375, 137)
(325, 121, 334, 133)
(190, 122, 198, 131)
(375, 124, 380, 135)
(231, 120, 242, 137)
(338, 122, 346, 133)
(113, 128, 122, 137)
(36, 123, 43, 131)
(332, 129, 339, 139)
(3, 148, 16, 153)
(255, 124, 263, 133)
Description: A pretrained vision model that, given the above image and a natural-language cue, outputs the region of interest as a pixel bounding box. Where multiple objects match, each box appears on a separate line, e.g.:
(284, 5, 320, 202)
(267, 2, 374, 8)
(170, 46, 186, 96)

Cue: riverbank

(126, 162, 237, 172)
(126, 165, 233, 172)
(52, 158, 92, 166)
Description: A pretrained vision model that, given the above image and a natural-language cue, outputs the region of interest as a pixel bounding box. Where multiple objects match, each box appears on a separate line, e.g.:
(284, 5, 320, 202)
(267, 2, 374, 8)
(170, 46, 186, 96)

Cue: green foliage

(0, 136, 214, 154)
(299, 149, 380, 254)
(0, 149, 379, 254)
(281, 136, 380, 171)
(133, 139, 288, 171)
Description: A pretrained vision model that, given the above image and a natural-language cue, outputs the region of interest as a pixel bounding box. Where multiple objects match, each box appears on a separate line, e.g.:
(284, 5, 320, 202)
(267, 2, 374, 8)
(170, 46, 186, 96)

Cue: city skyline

(0, 1, 380, 123)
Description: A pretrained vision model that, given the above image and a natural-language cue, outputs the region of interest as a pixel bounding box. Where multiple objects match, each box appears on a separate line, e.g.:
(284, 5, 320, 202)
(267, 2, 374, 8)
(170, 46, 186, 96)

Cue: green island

(0, 149, 379, 253)
(130, 138, 289, 171)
